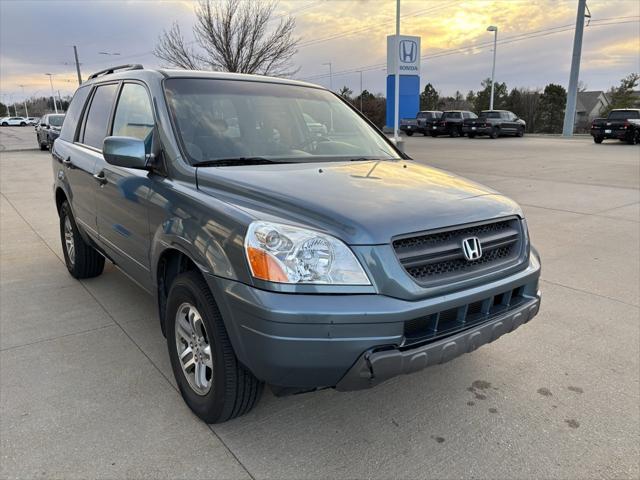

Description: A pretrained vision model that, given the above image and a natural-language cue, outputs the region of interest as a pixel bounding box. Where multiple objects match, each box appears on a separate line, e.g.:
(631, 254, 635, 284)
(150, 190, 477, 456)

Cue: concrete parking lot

(1, 126, 638, 479)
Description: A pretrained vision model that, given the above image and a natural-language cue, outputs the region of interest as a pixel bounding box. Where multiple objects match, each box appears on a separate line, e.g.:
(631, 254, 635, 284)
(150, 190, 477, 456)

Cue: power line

(298, 18, 639, 82)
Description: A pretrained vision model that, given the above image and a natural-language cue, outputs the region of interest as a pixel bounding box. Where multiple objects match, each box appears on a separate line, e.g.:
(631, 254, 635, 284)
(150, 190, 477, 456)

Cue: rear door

(94, 81, 155, 288)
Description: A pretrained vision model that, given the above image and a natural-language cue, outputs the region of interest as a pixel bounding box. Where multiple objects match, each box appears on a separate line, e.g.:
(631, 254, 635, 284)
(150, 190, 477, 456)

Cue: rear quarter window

(59, 86, 90, 142)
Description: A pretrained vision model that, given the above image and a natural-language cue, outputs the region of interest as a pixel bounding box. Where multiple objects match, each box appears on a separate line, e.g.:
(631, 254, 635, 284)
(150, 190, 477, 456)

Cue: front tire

(405, 131, 413, 136)
(489, 128, 499, 139)
(59, 201, 105, 278)
(1, 122, 7, 126)
(516, 127, 524, 137)
(593, 136, 604, 144)
(167, 271, 264, 423)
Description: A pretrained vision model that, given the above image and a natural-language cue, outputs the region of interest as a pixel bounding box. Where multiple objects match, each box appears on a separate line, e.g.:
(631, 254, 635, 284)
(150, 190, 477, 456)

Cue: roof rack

(87, 64, 144, 80)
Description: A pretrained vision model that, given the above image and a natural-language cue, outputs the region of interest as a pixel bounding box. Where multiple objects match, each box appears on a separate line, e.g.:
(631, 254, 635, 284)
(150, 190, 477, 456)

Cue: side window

(112, 83, 155, 151)
(82, 83, 118, 150)
(60, 86, 90, 142)
(462, 112, 469, 119)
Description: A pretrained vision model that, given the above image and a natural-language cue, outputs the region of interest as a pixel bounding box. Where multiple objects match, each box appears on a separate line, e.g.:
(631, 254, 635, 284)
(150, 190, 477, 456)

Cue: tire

(430, 132, 438, 137)
(449, 127, 460, 138)
(39, 141, 47, 151)
(626, 131, 639, 145)
(1, 122, 7, 126)
(167, 271, 264, 423)
(516, 127, 524, 137)
(59, 201, 105, 279)
(20, 122, 26, 126)
(406, 131, 413, 136)
(489, 128, 499, 139)
(593, 136, 603, 144)
(467, 133, 476, 139)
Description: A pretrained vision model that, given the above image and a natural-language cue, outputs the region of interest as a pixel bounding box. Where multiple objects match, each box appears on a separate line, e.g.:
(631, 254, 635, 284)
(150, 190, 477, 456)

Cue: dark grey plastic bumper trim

(335, 294, 541, 391)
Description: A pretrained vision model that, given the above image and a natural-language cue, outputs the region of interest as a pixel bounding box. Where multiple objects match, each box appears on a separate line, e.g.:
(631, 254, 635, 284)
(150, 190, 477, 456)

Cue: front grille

(393, 217, 523, 286)
(403, 285, 527, 347)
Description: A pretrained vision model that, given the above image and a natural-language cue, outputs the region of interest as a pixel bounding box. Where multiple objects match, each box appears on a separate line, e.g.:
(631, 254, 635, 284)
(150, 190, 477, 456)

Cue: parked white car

(0, 116, 28, 126)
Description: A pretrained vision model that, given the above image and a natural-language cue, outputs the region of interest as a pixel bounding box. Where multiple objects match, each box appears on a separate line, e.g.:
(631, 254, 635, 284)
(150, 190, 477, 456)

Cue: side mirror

(103, 136, 148, 169)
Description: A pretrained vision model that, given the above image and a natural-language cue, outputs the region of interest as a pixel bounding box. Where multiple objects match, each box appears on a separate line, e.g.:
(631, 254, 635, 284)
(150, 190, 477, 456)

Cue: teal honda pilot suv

(52, 64, 541, 423)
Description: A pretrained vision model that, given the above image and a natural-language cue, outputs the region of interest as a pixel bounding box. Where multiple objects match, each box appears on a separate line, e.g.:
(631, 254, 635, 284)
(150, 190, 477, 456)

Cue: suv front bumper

(206, 254, 541, 390)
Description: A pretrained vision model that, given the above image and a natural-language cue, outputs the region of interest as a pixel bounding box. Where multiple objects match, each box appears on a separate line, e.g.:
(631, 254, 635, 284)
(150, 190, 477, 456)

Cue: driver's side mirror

(103, 136, 148, 169)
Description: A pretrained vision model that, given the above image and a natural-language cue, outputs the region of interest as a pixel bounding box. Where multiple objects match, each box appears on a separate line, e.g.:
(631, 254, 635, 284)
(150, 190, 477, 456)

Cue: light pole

(322, 62, 332, 91)
(45, 73, 58, 114)
(19, 85, 28, 117)
(393, 0, 400, 144)
(487, 25, 498, 110)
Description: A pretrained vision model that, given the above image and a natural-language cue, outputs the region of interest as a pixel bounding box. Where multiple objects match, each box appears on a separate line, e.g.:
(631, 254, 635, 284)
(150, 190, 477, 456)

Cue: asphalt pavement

(1, 126, 638, 479)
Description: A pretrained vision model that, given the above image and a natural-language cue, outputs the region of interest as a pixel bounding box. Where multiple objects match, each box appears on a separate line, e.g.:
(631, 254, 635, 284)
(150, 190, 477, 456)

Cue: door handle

(62, 157, 73, 167)
(93, 171, 108, 186)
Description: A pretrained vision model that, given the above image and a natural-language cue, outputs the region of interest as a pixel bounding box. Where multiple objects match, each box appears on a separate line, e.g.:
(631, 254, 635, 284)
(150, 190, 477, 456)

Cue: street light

(18, 85, 28, 117)
(322, 62, 332, 91)
(486, 25, 498, 110)
(44, 73, 58, 114)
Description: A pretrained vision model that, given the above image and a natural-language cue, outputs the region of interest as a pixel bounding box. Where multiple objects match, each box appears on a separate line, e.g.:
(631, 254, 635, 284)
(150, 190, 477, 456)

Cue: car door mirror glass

(103, 136, 148, 169)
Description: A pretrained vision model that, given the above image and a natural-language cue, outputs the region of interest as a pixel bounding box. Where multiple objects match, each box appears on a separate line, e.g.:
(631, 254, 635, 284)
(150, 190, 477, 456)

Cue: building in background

(575, 91, 610, 132)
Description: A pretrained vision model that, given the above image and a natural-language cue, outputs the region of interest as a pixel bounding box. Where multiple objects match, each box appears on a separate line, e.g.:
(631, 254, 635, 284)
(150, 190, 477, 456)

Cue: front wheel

(59, 201, 105, 278)
(449, 127, 460, 138)
(405, 131, 413, 136)
(489, 128, 499, 139)
(167, 271, 264, 423)
(593, 136, 604, 144)
(20, 122, 26, 126)
(516, 127, 524, 137)
(1, 122, 7, 126)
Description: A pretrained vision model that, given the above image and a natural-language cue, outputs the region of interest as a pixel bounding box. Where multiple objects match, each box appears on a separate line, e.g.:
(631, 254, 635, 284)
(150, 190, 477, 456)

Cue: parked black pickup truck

(52, 65, 541, 423)
(591, 109, 640, 144)
(400, 111, 443, 136)
(431, 110, 477, 137)
(462, 110, 525, 139)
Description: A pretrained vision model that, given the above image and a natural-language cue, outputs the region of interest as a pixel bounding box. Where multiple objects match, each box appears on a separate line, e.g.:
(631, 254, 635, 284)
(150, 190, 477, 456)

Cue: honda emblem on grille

(462, 237, 483, 261)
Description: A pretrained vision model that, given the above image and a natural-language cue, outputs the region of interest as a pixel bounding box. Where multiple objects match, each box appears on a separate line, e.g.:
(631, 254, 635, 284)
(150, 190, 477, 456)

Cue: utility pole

(487, 26, 498, 110)
(45, 73, 58, 113)
(562, 0, 587, 136)
(393, 0, 400, 144)
(58, 90, 63, 111)
(358, 70, 363, 112)
(73, 45, 82, 85)
(322, 62, 333, 91)
(19, 85, 28, 117)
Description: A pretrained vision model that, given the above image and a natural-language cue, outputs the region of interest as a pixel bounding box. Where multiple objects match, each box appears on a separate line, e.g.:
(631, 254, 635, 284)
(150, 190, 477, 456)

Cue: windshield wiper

(193, 157, 288, 167)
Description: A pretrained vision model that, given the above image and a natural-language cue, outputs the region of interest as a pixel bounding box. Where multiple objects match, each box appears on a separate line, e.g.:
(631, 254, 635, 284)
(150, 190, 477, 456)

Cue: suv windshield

(48, 114, 65, 126)
(609, 110, 640, 120)
(164, 78, 399, 164)
(480, 111, 501, 119)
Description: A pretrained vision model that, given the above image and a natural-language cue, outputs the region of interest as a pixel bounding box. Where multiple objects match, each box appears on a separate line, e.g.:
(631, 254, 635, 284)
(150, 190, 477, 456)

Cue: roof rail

(87, 64, 144, 80)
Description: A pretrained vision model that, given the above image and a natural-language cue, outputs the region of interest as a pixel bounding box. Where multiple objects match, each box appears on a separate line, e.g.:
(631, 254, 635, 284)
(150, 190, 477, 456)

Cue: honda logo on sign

(399, 40, 417, 63)
(462, 237, 483, 261)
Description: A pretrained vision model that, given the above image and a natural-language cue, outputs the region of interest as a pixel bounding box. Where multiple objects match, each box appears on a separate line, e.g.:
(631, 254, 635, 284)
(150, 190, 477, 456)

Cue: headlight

(244, 221, 370, 285)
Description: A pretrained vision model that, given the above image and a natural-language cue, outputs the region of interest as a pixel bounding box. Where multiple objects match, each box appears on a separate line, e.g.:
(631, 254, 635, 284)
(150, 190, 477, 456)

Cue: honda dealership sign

(387, 35, 421, 73)
(386, 35, 421, 129)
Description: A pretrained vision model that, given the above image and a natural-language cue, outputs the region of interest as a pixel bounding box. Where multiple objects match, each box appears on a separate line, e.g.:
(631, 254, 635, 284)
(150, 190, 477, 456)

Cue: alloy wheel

(175, 302, 213, 395)
(64, 215, 75, 266)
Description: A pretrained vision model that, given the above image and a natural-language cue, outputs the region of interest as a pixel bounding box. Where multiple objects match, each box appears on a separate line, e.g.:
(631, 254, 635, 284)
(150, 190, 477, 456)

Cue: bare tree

(154, 0, 299, 77)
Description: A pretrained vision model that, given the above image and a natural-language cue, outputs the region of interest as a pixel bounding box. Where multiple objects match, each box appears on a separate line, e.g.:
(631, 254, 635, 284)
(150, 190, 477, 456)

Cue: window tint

(82, 83, 118, 149)
(60, 86, 90, 142)
(462, 112, 470, 119)
(112, 83, 154, 150)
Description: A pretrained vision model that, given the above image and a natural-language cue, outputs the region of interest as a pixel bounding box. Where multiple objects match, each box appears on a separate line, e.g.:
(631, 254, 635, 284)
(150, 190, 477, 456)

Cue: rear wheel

(467, 133, 476, 139)
(489, 128, 499, 139)
(449, 127, 460, 138)
(20, 122, 26, 126)
(59, 201, 105, 278)
(593, 136, 604, 144)
(626, 131, 639, 145)
(1, 122, 7, 126)
(167, 271, 264, 423)
(430, 132, 438, 137)
(405, 131, 413, 136)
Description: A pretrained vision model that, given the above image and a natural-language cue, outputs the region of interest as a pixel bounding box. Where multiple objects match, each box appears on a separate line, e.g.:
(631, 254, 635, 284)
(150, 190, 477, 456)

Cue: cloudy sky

(1, 0, 638, 103)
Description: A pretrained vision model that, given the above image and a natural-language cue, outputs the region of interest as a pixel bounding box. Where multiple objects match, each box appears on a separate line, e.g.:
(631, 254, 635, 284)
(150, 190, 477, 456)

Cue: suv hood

(196, 160, 522, 245)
